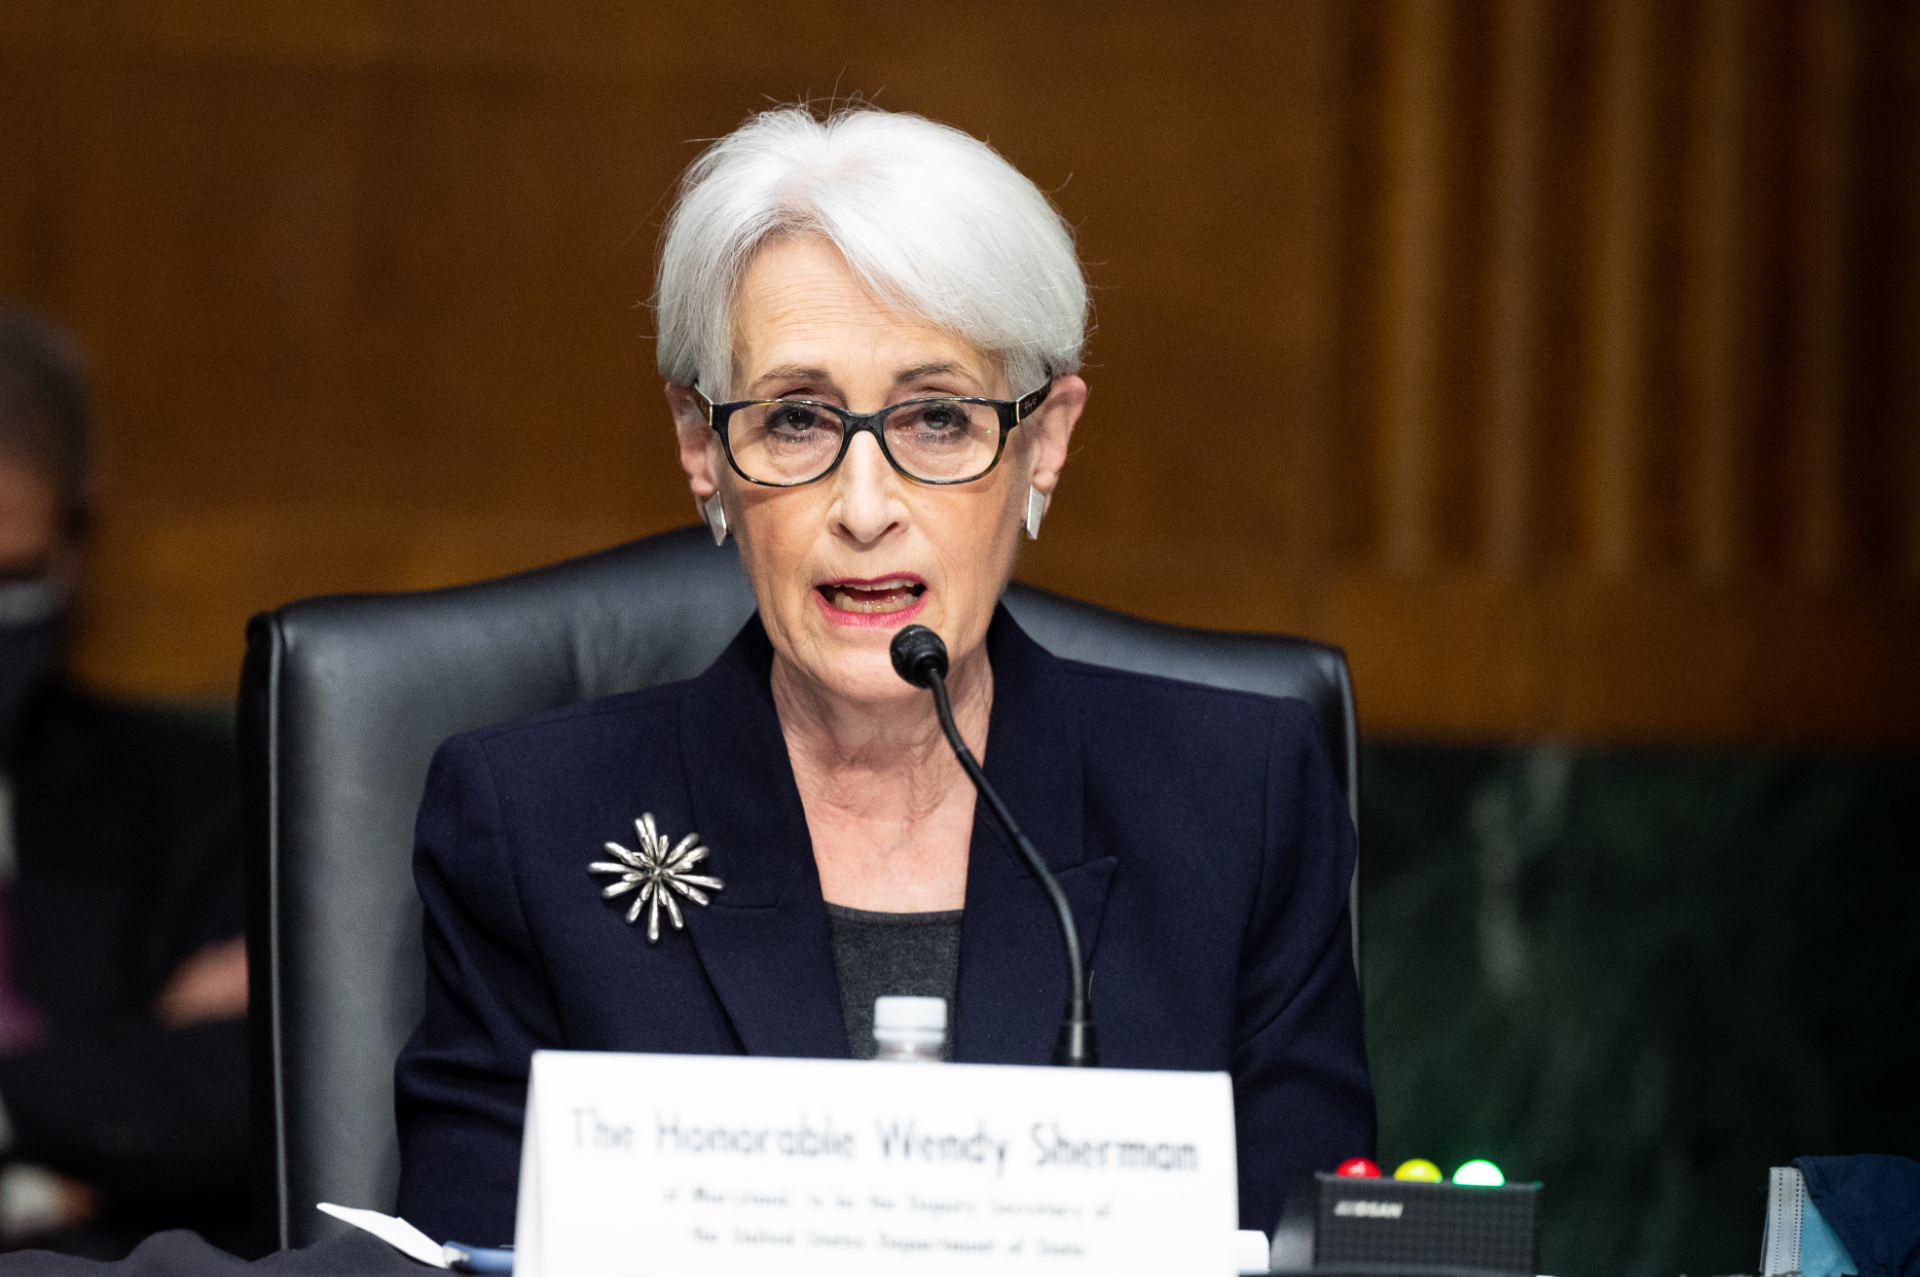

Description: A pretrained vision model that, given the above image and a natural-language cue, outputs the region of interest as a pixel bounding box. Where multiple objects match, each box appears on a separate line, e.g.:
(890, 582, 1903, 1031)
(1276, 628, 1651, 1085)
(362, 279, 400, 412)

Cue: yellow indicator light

(1453, 1159, 1505, 1186)
(1393, 1158, 1443, 1181)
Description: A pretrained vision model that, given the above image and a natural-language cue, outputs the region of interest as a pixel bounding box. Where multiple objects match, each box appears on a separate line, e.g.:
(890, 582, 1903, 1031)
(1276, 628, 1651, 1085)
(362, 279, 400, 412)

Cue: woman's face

(669, 234, 1085, 707)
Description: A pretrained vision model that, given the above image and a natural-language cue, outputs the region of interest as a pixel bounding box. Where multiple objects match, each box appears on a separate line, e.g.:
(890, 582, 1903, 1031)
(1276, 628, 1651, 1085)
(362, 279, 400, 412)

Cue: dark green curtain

(1359, 745, 1920, 1277)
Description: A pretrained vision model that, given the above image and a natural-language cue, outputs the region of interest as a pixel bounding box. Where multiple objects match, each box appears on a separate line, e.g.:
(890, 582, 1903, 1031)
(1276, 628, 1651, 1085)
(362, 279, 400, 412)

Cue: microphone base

(1053, 1019, 1099, 1067)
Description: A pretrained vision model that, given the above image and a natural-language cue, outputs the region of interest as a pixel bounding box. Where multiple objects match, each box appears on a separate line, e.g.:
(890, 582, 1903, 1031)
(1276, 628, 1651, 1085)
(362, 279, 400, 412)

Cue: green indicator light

(1453, 1159, 1505, 1186)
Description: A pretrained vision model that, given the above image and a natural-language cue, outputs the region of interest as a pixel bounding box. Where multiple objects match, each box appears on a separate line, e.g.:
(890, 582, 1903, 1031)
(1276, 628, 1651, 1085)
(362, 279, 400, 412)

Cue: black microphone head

(889, 624, 949, 689)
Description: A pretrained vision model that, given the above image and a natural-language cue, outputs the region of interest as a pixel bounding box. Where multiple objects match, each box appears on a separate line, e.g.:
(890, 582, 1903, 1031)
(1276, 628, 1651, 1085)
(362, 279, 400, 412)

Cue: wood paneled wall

(1, 0, 1914, 743)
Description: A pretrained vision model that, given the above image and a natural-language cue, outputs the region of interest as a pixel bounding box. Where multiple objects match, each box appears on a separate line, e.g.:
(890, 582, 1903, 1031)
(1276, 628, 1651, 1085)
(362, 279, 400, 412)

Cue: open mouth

(817, 577, 928, 615)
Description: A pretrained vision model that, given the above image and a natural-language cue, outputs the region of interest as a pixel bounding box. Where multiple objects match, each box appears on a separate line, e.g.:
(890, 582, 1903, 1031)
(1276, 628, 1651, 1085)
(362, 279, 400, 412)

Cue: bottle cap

(873, 996, 947, 1044)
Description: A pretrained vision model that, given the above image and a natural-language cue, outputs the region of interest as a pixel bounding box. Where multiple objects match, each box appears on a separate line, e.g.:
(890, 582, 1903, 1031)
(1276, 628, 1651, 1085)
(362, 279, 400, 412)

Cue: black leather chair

(240, 525, 1360, 1250)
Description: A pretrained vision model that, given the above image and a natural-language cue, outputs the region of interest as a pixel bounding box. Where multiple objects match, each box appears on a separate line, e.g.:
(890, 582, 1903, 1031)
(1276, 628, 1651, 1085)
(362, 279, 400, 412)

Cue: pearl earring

(1024, 486, 1049, 540)
(701, 495, 730, 546)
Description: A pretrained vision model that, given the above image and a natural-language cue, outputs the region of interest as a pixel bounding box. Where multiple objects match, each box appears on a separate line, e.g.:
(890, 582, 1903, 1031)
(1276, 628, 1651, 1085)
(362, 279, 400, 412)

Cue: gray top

(824, 903, 963, 1060)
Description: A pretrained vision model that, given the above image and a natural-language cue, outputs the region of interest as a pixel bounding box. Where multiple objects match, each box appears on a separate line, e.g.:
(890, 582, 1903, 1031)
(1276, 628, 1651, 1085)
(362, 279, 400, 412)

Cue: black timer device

(1271, 1172, 1543, 1276)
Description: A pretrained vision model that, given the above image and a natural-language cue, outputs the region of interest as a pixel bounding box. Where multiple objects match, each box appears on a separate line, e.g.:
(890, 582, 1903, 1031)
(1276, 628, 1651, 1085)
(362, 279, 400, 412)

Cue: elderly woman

(395, 106, 1373, 1245)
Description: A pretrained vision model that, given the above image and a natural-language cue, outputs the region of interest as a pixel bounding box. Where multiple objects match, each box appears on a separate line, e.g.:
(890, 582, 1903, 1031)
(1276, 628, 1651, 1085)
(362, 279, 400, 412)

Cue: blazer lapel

(676, 617, 851, 1059)
(953, 607, 1117, 1065)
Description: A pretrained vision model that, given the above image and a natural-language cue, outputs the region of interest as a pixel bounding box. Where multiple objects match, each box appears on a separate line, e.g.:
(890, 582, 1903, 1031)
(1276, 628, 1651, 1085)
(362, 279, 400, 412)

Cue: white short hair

(654, 106, 1087, 398)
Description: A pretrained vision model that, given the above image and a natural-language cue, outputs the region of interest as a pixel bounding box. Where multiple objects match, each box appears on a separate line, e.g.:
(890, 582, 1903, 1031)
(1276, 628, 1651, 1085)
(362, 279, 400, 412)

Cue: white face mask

(0, 576, 65, 754)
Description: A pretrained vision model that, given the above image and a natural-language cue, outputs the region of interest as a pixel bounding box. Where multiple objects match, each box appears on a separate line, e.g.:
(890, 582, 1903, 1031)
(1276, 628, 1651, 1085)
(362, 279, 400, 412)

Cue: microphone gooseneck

(888, 624, 1097, 1067)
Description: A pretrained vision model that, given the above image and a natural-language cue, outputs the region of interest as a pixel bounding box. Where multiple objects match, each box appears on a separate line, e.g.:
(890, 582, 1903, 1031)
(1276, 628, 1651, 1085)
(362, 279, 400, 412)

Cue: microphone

(890, 624, 1096, 1067)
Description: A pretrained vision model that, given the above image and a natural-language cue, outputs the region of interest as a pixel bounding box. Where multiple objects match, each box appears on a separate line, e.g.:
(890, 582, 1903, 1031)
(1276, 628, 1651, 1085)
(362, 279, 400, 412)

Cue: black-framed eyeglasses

(693, 379, 1052, 487)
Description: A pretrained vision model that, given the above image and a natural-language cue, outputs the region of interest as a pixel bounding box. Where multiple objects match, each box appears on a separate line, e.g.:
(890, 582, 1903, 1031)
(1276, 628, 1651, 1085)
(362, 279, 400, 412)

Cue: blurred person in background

(0, 306, 250, 1258)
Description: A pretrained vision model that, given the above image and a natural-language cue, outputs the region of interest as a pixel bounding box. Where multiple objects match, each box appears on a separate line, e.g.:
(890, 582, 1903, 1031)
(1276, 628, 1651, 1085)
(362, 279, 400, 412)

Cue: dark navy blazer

(394, 607, 1375, 1244)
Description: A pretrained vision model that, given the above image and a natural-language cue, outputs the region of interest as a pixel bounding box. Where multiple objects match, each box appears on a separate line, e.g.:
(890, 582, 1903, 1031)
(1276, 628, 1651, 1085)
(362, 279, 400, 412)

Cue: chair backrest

(240, 526, 1359, 1250)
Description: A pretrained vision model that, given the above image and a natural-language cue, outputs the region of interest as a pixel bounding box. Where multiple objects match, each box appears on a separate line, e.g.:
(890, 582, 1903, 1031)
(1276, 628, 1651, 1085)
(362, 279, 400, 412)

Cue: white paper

(514, 1051, 1239, 1277)
(1235, 1229, 1272, 1273)
(316, 1202, 450, 1268)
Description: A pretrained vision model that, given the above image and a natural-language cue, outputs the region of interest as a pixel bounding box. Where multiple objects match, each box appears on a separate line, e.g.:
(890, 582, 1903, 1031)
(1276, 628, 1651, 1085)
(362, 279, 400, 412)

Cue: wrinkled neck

(770, 642, 992, 825)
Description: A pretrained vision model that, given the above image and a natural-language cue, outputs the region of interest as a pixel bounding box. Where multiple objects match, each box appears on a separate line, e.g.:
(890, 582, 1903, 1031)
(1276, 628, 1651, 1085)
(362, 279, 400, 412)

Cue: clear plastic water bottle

(872, 996, 946, 1062)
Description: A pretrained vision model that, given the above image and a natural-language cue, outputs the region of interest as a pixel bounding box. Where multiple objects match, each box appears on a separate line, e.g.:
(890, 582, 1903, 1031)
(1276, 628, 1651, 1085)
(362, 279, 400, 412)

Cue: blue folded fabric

(1798, 1194, 1859, 1277)
(1796, 1155, 1920, 1277)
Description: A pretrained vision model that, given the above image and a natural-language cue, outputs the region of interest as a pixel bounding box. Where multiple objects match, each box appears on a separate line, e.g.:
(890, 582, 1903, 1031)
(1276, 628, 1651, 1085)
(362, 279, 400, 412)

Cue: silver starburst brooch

(588, 814, 724, 943)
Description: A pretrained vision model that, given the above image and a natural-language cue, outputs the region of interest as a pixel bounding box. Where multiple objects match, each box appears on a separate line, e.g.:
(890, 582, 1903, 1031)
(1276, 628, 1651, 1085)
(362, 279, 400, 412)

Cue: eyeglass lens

(727, 400, 1003, 484)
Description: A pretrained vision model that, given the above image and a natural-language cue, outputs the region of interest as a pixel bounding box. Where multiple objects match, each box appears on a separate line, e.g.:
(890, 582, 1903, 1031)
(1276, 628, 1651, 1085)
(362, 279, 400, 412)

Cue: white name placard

(513, 1051, 1238, 1277)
